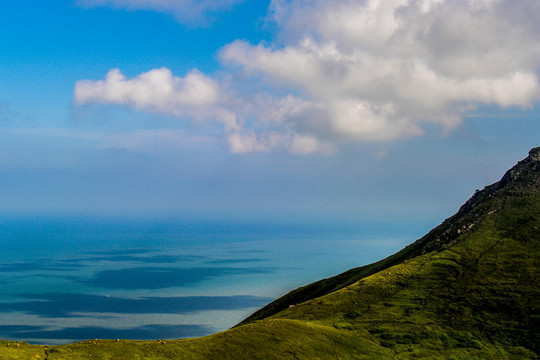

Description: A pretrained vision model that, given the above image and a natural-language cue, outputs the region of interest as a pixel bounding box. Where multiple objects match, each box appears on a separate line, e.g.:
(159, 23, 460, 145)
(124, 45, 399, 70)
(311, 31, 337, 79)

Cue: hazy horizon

(0, 1, 538, 224)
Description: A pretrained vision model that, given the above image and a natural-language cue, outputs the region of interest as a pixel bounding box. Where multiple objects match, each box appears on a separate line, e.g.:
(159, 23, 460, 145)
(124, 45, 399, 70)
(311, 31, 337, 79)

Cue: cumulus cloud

(74, 69, 334, 154)
(222, 0, 540, 143)
(74, 68, 241, 131)
(75, 68, 219, 110)
(226, 130, 334, 155)
(75, 0, 243, 25)
(74, 0, 540, 153)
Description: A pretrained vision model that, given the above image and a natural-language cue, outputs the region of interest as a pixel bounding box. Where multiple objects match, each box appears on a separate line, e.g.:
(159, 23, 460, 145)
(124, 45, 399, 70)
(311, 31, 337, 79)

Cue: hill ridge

(239, 147, 540, 325)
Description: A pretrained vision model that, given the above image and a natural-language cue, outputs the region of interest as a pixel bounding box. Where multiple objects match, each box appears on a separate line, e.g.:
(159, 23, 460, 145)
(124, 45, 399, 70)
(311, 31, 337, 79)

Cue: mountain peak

(529, 146, 540, 158)
(498, 146, 540, 190)
(458, 147, 540, 214)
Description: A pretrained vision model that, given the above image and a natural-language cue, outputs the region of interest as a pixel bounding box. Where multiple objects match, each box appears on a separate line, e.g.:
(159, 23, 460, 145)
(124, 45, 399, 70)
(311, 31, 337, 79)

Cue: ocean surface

(0, 216, 421, 344)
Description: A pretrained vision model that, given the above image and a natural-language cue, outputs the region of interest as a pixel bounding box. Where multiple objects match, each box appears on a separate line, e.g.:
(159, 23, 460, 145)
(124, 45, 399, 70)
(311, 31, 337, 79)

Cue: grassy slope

(0, 341, 46, 360)
(2, 149, 539, 359)
(240, 147, 540, 327)
(267, 193, 540, 358)
(237, 149, 536, 326)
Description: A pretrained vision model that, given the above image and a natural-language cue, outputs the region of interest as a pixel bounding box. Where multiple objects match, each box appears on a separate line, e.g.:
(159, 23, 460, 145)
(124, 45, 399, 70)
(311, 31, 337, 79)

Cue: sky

(0, 0, 539, 225)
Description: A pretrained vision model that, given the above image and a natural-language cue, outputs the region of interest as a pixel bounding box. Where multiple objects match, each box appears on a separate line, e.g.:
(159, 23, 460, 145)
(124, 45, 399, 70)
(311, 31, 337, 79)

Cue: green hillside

(2, 148, 539, 359)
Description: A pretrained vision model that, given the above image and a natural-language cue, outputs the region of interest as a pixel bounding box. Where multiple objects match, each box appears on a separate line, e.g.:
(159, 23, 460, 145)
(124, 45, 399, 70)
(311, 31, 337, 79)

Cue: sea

(0, 216, 421, 344)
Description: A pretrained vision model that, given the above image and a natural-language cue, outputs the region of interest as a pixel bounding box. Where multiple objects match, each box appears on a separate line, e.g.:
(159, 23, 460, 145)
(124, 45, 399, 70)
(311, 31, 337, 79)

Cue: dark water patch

(0, 261, 82, 273)
(87, 248, 205, 260)
(205, 258, 266, 265)
(0, 325, 44, 343)
(4, 324, 214, 343)
(54, 249, 204, 266)
(60, 254, 184, 265)
(234, 249, 269, 253)
(1, 293, 272, 318)
(92, 254, 182, 263)
(0, 325, 44, 335)
(87, 249, 151, 256)
(84, 266, 274, 290)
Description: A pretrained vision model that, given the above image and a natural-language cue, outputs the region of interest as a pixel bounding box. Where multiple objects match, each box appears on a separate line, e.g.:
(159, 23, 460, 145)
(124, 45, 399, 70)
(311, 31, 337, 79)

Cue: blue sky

(0, 0, 539, 224)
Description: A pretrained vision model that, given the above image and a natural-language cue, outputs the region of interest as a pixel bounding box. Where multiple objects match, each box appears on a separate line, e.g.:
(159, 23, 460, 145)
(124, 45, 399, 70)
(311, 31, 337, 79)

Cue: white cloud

(290, 134, 334, 155)
(74, 0, 540, 154)
(74, 68, 219, 110)
(222, 0, 540, 143)
(73, 69, 335, 154)
(227, 131, 283, 154)
(74, 68, 241, 131)
(75, 0, 243, 25)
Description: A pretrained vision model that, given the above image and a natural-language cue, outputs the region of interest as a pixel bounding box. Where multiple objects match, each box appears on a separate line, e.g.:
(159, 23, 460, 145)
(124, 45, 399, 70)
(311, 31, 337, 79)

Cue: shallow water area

(0, 216, 416, 344)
